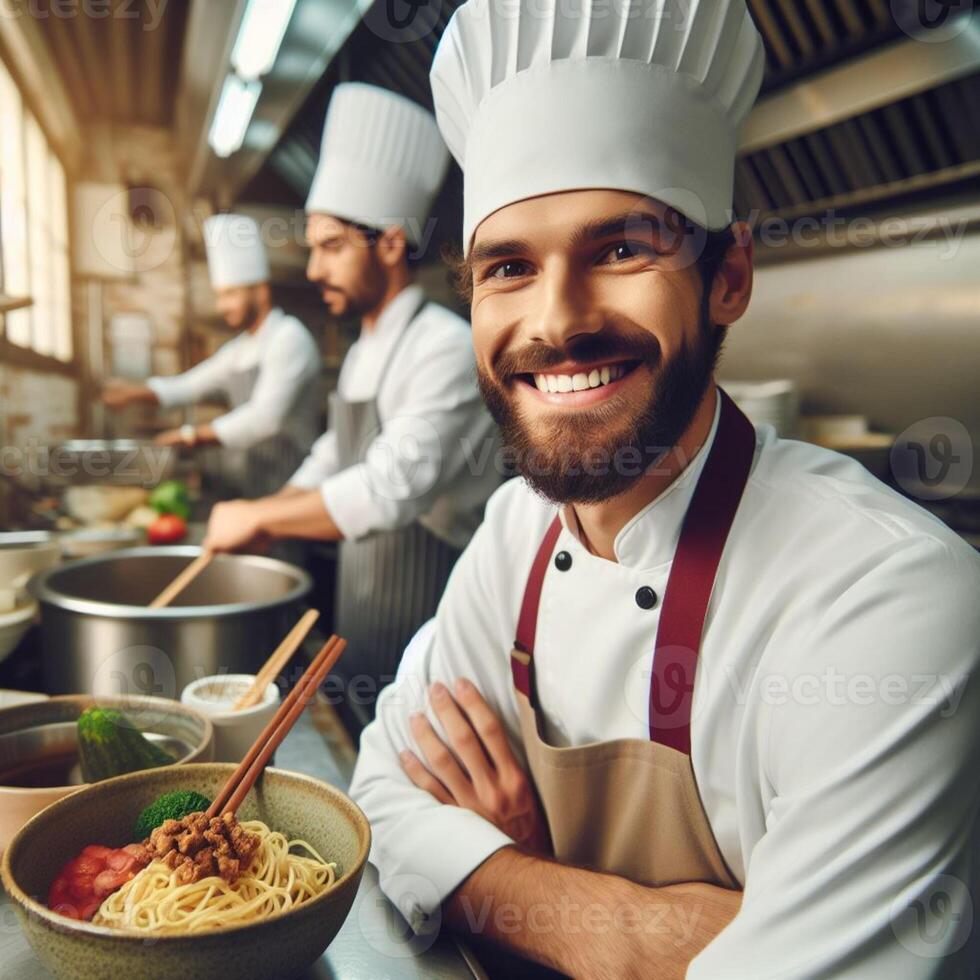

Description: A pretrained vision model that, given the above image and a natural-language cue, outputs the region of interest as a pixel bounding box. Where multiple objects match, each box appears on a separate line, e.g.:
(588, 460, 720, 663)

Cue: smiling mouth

(514, 360, 642, 394)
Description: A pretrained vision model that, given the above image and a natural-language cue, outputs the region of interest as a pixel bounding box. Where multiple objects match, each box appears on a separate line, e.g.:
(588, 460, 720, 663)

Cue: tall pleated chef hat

(203, 213, 270, 289)
(305, 82, 450, 246)
(430, 0, 766, 254)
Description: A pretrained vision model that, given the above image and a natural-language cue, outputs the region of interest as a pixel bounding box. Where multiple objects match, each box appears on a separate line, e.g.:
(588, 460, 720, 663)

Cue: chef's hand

(204, 500, 266, 553)
(154, 428, 186, 447)
(102, 380, 156, 409)
(401, 679, 550, 853)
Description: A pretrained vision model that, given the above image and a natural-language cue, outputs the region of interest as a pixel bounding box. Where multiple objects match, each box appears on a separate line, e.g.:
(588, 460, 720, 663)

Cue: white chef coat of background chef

(148, 214, 321, 489)
(288, 281, 499, 550)
(352, 397, 980, 978)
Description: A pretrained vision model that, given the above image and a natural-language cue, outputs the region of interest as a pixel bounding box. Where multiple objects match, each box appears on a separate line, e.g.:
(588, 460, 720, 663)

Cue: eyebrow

(468, 238, 532, 266)
(469, 209, 668, 266)
(568, 210, 667, 248)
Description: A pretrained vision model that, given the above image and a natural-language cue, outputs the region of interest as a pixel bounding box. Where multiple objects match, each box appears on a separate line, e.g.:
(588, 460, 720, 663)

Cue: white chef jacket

(147, 307, 321, 451)
(288, 284, 500, 550)
(349, 392, 980, 978)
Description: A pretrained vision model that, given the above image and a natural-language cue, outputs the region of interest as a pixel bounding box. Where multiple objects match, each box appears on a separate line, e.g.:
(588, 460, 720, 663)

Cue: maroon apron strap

(512, 515, 563, 695)
(649, 389, 756, 752)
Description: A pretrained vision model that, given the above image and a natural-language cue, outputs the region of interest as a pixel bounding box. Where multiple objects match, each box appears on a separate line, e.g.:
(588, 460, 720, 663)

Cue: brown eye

(490, 261, 528, 280)
(599, 240, 655, 264)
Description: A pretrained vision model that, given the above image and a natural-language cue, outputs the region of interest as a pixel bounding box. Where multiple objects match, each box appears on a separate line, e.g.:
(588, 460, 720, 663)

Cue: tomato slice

(81, 845, 113, 860)
(78, 897, 103, 920)
(68, 874, 95, 900)
(73, 855, 104, 876)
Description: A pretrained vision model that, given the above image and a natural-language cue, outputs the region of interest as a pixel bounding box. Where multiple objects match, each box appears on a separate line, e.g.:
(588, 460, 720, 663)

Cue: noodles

(93, 820, 337, 934)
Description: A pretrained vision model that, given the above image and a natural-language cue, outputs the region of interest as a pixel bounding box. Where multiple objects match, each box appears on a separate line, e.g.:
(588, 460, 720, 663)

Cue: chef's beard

(226, 294, 263, 332)
(316, 248, 387, 319)
(477, 300, 724, 505)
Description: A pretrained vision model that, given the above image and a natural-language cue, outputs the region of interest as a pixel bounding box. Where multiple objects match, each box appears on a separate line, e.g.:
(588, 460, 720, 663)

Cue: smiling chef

(103, 213, 321, 497)
(204, 84, 500, 716)
(348, 1, 980, 977)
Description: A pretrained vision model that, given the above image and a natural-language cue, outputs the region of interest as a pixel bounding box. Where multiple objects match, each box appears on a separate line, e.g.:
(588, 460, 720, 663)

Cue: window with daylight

(0, 55, 72, 363)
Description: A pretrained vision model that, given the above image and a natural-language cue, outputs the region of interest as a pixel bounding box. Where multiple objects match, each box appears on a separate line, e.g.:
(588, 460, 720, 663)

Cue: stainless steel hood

(241, 1, 980, 238)
(736, 6, 980, 222)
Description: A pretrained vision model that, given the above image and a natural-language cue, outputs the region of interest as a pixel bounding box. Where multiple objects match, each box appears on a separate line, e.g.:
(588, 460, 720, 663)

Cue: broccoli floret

(134, 790, 213, 840)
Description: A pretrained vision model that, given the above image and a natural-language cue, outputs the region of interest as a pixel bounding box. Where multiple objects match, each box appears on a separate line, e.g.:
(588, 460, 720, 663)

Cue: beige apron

(510, 389, 755, 889)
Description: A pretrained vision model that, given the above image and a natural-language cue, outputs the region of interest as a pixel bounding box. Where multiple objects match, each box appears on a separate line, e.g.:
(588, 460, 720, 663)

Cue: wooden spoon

(148, 550, 214, 609)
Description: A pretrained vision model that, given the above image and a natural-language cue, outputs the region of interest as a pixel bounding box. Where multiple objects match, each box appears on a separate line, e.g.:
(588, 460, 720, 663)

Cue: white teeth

(533, 364, 628, 394)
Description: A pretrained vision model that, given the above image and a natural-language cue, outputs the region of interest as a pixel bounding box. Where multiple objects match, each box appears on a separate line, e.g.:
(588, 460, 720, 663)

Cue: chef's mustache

(493, 328, 661, 382)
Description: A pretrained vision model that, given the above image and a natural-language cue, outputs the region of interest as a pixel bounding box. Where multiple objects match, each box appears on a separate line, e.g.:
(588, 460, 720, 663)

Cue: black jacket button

(635, 586, 658, 609)
(554, 551, 572, 571)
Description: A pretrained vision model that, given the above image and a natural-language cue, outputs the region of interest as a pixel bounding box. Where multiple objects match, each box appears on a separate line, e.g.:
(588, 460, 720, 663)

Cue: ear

(708, 221, 754, 327)
(376, 225, 409, 269)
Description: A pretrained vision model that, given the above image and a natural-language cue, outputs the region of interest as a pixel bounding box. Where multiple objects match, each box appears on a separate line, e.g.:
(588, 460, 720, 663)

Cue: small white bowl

(180, 674, 280, 764)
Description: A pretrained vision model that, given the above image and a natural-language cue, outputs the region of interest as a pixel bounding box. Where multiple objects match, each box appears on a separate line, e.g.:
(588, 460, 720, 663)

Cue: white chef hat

(203, 213, 270, 289)
(431, 0, 765, 254)
(305, 83, 450, 246)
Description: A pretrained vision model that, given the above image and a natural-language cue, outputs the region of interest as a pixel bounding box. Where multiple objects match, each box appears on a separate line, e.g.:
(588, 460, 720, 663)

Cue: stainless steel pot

(29, 547, 313, 697)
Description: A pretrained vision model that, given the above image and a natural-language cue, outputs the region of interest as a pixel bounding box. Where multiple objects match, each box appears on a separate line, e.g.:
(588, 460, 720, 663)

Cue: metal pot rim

(28, 546, 312, 619)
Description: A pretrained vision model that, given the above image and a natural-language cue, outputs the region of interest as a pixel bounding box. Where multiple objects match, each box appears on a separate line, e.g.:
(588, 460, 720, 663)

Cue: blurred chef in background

(103, 213, 321, 498)
(204, 84, 500, 719)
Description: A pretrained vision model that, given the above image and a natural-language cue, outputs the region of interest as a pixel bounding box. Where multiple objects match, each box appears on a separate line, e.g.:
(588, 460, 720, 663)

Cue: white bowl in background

(181, 674, 280, 764)
(58, 526, 142, 559)
(0, 534, 61, 592)
(0, 601, 38, 665)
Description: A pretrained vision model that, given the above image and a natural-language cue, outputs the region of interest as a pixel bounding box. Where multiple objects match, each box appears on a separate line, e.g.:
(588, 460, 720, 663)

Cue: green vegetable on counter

(76, 707, 175, 784)
(134, 790, 212, 840)
(149, 480, 191, 521)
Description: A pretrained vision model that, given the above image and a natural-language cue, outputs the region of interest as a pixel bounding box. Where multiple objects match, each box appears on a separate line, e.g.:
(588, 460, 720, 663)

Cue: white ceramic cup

(181, 674, 280, 764)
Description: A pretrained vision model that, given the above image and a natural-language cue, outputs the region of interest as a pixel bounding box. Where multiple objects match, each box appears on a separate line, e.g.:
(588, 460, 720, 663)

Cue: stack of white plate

(722, 379, 800, 437)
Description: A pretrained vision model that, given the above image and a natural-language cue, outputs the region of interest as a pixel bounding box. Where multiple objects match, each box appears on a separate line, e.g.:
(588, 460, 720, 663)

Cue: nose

(306, 248, 323, 283)
(528, 260, 602, 350)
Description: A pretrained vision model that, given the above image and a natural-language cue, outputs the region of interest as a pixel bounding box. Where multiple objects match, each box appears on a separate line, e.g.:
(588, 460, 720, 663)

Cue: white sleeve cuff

(147, 376, 180, 409)
(288, 456, 327, 490)
(319, 465, 388, 541)
(372, 807, 513, 935)
(209, 411, 253, 450)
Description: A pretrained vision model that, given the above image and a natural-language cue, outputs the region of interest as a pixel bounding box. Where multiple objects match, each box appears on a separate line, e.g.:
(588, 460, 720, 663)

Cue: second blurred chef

(104, 214, 321, 498)
(205, 84, 500, 715)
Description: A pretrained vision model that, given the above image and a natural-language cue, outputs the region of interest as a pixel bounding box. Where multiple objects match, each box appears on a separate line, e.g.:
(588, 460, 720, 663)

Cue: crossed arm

(400, 679, 741, 979)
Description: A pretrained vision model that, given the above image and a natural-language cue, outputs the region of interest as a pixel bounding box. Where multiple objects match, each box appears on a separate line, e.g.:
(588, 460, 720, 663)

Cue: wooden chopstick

(232, 608, 321, 710)
(149, 550, 214, 609)
(206, 635, 346, 818)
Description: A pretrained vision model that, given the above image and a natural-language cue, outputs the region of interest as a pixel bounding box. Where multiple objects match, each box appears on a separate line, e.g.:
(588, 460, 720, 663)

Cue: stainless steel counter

(0, 703, 482, 980)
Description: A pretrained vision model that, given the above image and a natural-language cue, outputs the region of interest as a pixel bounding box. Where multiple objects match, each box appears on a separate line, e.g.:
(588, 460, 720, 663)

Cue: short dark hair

(444, 210, 738, 304)
(336, 217, 429, 268)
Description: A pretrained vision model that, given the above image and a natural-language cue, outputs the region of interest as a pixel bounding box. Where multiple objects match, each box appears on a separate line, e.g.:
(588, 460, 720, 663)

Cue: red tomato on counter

(147, 513, 188, 545)
(47, 844, 143, 920)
